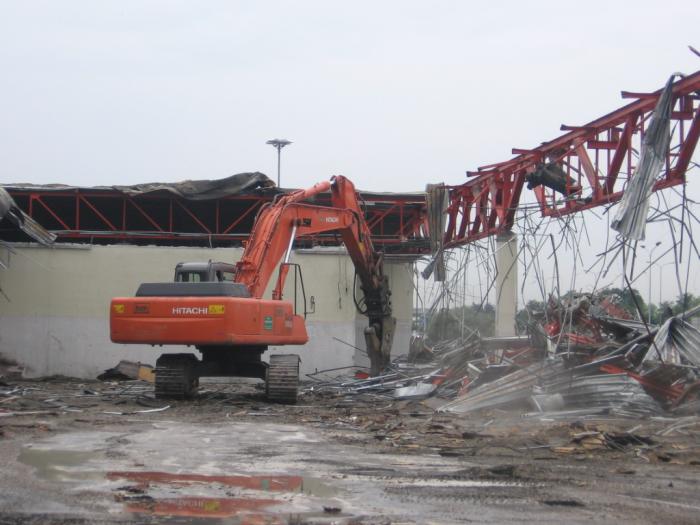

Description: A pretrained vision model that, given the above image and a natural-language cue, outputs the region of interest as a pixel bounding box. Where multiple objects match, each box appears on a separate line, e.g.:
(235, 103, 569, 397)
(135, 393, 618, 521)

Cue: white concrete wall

(495, 232, 518, 337)
(267, 249, 414, 375)
(0, 244, 413, 379)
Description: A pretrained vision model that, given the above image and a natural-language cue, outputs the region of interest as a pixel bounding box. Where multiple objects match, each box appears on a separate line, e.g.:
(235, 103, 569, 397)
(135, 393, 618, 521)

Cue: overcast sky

(1, 1, 698, 305)
(0, 1, 697, 192)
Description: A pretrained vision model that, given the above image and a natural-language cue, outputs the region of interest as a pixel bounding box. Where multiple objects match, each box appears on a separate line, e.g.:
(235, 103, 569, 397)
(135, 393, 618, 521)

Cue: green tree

(656, 301, 675, 324)
(672, 293, 700, 315)
(516, 300, 545, 333)
(426, 304, 495, 342)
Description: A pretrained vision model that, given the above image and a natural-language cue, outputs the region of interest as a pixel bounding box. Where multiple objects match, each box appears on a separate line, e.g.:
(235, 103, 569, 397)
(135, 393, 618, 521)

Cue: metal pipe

(641, 241, 661, 323)
(277, 146, 281, 187)
(648, 242, 661, 324)
(283, 223, 298, 264)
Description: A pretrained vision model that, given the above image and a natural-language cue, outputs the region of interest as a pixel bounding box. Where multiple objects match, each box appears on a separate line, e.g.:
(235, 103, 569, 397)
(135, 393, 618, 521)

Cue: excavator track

(155, 353, 199, 400)
(266, 354, 300, 404)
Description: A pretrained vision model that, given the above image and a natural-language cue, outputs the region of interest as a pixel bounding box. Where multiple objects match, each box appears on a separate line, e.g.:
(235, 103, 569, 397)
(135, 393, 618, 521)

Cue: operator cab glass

(176, 272, 207, 282)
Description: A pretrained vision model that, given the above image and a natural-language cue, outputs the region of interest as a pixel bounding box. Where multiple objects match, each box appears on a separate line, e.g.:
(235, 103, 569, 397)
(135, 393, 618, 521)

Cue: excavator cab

(174, 261, 236, 282)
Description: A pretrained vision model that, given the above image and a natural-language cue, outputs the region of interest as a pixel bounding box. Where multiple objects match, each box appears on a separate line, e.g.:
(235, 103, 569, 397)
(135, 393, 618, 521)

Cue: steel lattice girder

(1, 187, 429, 254)
(443, 70, 700, 248)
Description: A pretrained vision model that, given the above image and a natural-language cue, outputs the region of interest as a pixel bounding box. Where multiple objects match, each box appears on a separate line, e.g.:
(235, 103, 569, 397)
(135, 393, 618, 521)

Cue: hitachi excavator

(110, 176, 395, 403)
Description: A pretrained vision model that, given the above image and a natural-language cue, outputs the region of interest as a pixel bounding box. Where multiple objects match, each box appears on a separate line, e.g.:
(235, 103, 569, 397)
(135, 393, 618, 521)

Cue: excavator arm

(234, 175, 395, 374)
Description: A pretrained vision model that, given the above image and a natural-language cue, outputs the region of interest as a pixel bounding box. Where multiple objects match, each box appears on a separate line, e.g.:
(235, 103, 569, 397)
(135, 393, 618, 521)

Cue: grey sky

(1, 1, 698, 306)
(1, 1, 698, 192)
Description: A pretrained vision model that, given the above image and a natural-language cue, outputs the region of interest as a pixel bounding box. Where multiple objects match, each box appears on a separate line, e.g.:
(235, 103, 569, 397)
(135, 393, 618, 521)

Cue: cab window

(177, 272, 205, 282)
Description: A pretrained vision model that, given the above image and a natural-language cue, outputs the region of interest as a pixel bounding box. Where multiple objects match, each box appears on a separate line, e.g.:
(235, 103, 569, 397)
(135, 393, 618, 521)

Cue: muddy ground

(1, 376, 700, 524)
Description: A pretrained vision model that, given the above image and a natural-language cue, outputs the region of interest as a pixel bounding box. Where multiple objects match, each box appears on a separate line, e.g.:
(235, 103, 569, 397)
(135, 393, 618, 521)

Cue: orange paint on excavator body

(110, 296, 308, 346)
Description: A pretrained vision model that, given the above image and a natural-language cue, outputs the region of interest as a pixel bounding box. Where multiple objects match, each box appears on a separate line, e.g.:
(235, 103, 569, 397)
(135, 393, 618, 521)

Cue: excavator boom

(232, 175, 394, 373)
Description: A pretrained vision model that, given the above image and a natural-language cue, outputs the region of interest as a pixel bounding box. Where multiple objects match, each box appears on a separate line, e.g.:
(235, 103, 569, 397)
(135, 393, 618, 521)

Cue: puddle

(123, 495, 282, 518)
(19, 448, 103, 482)
(124, 494, 354, 522)
(111, 473, 347, 521)
(123, 495, 354, 522)
(17, 424, 352, 521)
(107, 471, 337, 497)
(383, 478, 532, 488)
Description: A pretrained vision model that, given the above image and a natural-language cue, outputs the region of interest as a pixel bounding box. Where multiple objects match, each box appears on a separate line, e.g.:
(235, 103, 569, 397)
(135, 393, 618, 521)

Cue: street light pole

(659, 261, 676, 307)
(266, 139, 292, 187)
(642, 241, 661, 324)
(276, 146, 281, 185)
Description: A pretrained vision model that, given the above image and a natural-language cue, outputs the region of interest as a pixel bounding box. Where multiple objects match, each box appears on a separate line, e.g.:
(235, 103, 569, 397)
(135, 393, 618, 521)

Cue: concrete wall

(0, 244, 413, 379)
(267, 249, 414, 375)
(494, 232, 518, 337)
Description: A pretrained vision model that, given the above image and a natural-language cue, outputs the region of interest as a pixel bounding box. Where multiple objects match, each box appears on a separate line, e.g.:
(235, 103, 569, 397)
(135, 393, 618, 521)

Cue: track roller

(155, 353, 199, 400)
(266, 354, 300, 404)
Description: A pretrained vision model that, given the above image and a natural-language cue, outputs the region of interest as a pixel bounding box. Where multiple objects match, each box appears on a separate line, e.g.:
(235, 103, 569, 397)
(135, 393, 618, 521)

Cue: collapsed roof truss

(444, 70, 700, 249)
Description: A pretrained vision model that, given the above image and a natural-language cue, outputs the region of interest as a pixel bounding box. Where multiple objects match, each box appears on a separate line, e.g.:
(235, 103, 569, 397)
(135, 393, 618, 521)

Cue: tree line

(421, 289, 700, 342)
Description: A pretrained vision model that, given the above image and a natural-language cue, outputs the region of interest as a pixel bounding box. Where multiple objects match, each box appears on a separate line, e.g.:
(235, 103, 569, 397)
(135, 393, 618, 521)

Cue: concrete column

(495, 231, 518, 337)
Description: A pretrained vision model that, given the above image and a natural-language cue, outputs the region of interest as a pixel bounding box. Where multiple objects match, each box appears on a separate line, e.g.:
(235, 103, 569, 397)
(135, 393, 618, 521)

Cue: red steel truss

(444, 70, 700, 249)
(1, 187, 428, 254)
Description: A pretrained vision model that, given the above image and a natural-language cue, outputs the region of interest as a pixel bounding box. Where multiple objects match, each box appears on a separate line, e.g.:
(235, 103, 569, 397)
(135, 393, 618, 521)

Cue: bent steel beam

(443, 70, 700, 248)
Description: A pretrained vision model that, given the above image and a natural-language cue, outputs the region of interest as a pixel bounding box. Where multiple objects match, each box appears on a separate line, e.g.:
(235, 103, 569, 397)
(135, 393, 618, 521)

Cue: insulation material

(3, 172, 276, 202)
(111, 172, 275, 200)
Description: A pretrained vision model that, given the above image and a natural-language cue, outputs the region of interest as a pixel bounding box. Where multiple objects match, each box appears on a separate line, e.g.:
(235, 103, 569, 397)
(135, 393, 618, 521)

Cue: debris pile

(307, 296, 700, 421)
(550, 422, 656, 455)
(0, 379, 164, 419)
(97, 360, 155, 383)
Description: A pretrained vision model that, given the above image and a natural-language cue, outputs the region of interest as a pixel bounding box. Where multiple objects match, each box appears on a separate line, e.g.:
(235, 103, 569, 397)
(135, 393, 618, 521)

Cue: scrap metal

(309, 295, 700, 421)
(0, 187, 56, 245)
(611, 75, 676, 240)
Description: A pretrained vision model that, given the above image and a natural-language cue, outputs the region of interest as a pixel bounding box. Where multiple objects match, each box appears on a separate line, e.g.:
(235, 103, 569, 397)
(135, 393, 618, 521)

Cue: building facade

(0, 243, 414, 379)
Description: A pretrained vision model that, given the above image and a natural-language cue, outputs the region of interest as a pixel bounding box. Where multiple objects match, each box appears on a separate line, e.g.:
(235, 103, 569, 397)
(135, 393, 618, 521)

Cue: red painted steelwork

(2, 186, 428, 253)
(443, 70, 700, 248)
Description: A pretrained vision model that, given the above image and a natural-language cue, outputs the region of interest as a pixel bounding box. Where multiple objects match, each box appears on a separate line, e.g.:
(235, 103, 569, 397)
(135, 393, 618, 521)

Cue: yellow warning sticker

(203, 500, 221, 512)
(113, 304, 125, 314)
(208, 304, 225, 314)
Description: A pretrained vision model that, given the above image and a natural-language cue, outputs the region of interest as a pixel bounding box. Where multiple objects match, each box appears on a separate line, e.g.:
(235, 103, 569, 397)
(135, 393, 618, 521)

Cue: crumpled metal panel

(611, 76, 675, 240)
(0, 187, 56, 245)
(529, 374, 663, 419)
(645, 316, 700, 366)
(438, 360, 566, 414)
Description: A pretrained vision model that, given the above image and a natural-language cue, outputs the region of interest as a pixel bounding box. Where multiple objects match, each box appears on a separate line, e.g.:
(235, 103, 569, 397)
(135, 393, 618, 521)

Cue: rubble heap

(307, 294, 700, 420)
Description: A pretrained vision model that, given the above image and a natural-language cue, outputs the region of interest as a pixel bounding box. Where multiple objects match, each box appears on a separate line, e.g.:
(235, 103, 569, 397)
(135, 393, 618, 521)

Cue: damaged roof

(3, 172, 276, 201)
(1, 173, 428, 253)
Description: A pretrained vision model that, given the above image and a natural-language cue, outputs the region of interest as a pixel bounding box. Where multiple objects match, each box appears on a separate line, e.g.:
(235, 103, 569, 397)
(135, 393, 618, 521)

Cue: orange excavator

(110, 176, 395, 403)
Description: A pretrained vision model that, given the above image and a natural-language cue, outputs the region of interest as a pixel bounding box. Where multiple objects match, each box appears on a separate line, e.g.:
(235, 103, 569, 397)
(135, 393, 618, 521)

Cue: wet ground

(1, 377, 700, 524)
